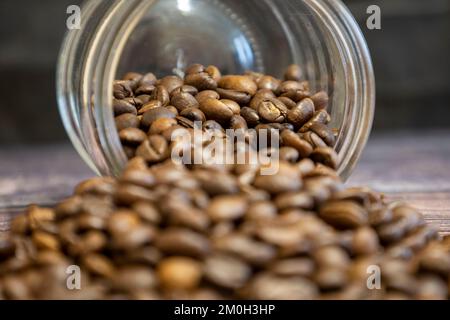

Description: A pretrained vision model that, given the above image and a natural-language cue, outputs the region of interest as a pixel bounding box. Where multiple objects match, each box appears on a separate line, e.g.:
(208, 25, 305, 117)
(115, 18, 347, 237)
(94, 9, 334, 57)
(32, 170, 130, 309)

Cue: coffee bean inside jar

(1, 64, 449, 301)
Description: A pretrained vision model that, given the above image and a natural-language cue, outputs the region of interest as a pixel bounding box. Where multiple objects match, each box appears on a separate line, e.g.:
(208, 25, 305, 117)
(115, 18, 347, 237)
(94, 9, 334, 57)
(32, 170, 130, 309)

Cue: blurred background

(0, 0, 449, 145)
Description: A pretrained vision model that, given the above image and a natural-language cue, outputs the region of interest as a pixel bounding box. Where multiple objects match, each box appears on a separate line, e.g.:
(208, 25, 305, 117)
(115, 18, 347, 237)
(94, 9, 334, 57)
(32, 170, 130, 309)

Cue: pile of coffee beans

(113, 64, 336, 168)
(0, 65, 449, 300)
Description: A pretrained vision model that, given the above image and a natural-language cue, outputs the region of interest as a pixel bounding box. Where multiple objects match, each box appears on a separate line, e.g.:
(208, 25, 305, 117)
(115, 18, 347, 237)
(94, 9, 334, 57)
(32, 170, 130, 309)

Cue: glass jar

(57, 0, 375, 180)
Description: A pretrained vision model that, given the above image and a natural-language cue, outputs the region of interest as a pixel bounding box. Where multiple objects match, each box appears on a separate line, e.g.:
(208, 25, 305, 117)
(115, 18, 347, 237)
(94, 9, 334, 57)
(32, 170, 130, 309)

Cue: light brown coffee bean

(278, 96, 297, 109)
(171, 91, 199, 112)
(257, 98, 288, 123)
(204, 254, 251, 289)
(253, 162, 302, 194)
(195, 90, 220, 103)
(136, 135, 169, 163)
(274, 191, 314, 210)
(309, 122, 336, 147)
(75, 177, 116, 196)
(281, 130, 313, 158)
(155, 228, 210, 258)
(150, 85, 170, 107)
(115, 113, 140, 131)
(284, 64, 302, 81)
(352, 227, 380, 256)
(257, 75, 280, 91)
(141, 107, 176, 128)
(107, 210, 140, 235)
(311, 91, 329, 110)
(121, 168, 156, 188)
(310, 147, 339, 169)
(112, 265, 156, 292)
(218, 75, 257, 96)
(180, 107, 206, 122)
(185, 72, 217, 91)
(82, 253, 116, 278)
(119, 128, 147, 146)
(112, 224, 155, 249)
(207, 195, 248, 222)
(158, 75, 183, 94)
(314, 268, 348, 291)
(245, 201, 277, 221)
(287, 98, 315, 128)
(240, 107, 260, 127)
(149, 118, 178, 135)
(199, 98, 237, 125)
(270, 258, 315, 277)
(299, 110, 331, 132)
(319, 201, 368, 229)
(216, 88, 251, 105)
(138, 100, 162, 115)
(157, 256, 202, 290)
(113, 99, 137, 116)
(138, 73, 157, 87)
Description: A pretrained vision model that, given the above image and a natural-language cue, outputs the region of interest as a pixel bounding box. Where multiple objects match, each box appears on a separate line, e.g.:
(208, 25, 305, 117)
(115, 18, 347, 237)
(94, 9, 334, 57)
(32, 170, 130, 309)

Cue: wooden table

(1, 130, 449, 234)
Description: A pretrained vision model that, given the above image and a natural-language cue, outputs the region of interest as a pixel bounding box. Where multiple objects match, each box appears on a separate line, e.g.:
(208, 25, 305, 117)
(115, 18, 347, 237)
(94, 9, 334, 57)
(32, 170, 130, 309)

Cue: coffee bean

(107, 210, 140, 235)
(119, 128, 147, 146)
(82, 253, 116, 278)
(185, 72, 217, 91)
(299, 110, 331, 133)
(113, 99, 137, 116)
(123, 71, 142, 85)
(249, 89, 276, 110)
(257, 75, 281, 91)
(277, 81, 309, 101)
(216, 88, 251, 105)
(287, 98, 315, 128)
(301, 131, 327, 148)
(207, 195, 248, 222)
(253, 162, 302, 194)
(218, 75, 257, 96)
(156, 228, 210, 258)
(229, 115, 248, 130)
(113, 80, 133, 99)
(150, 85, 170, 107)
(185, 63, 205, 75)
(199, 98, 237, 125)
(311, 91, 329, 110)
(319, 201, 368, 229)
(138, 100, 162, 115)
(136, 94, 152, 105)
(171, 91, 199, 112)
(240, 107, 260, 127)
(194, 169, 238, 195)
(310, 147, 339, 169)
(204, 254, 251, 289)
(284, 64, 302, 81)
(180, 107, 206, 122)
(138, 73, 157, 87)
(148, 118, 178, 135)
(158, 75, 183, 94)
(205, 65, 222, 82)
(75, 177, 116, 196)
(157, 257, 202, 290)
(278, 96, 297, 109)
(135, 84, 156, 96)
(136, 135, 169, 163)
(257, 98, 288, 123)
(195, 90, 220, 103)
(115, 113, 140, 131)
(141, 107, 176, 128)
(280, 130, 313, 158)
(171, 85, 198, 97)
(245, 201, 277, 221)
(115, 184, 156, 204)
(270, 258, 315, 277)
(112, 265, 156, 291)
(274, 191, 314, 210)
(352, 227, 380, 256)
(309, 122, 336, 146)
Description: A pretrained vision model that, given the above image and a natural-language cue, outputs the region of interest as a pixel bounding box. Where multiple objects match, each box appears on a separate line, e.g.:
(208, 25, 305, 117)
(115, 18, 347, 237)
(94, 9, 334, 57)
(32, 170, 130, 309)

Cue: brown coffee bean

(240, 107, 260, 127)
(274, 191, 314, 210)
(31, 231, 60, 251)
(113, 80, 133, 99)
(352, 227, 380, 256)
(199, 98, 237, 125)
(195, 90, 220, 103)
(246, 273, 318, 300)
(194, 169, 238, 195)
(257, 75, 280, 91)
(136, 94, 152, 105)
(278, 81, 309, 101)
(278, 96, 297, 109)
(270, 258, 315, 277)
(121, 168, 156, 189)
(112, 224, 155, 249)
(301, 131, 327, 148)
(186, 63, 205, 75)
(216, 88, 251, 105)
(229, 115, 248, 130)
(123, 71, 142, 84)
(136, 135, 169, 163)
(135, 84, 156, 96)
(75, 177, 116, 196)
(309, 122, 336, 146)
(112, 265, 156, 292)
(138, 100, 162, 115)
(82, 253, 116, 278)
(180, 107, 206, 122)
(287, 98, 315, 128)
(171, 85, 198, 97)
(148, 118, 178, 135)
(113, 99, 137, 116)
(281, 130, 313, 158)
(185, 72, 217, 90)
(311, 91, 329, 110)
(245, 201, 277, 221)
(158, 75, 183, 94)
(257, 98, 288, 123)
(284, 64, 302, 81)
(204, 254, 251, 289)
(218, 75, 257, 96)
(249, 89, 276, 110)
(299, 110, 331, 132)
(253, 162, 302, 194)
(377, 205, 424, 244)
(115, 184, 156, 205)
(157, 256, 202, 290)
(319, 201, 368, 229)
(310, 147, 339, 169)
(138, 73, 157, 87)
(115, 113, 140, 131)
(314, 268, 348, 291)
(205, 65, 222, 82)
(107, 210, 140, 235)
(207, 195, 248, 222)
(119, 128, 147, 146)
(278, 147, 299, 163)
(141, 107, 176, 128)
(156, 228, 210, 258)
(171, 91, 199, 112)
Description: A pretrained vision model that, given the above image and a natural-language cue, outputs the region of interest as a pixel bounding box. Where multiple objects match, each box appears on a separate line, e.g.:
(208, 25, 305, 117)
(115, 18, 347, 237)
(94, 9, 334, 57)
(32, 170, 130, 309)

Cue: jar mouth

(58, 0, 375, 179)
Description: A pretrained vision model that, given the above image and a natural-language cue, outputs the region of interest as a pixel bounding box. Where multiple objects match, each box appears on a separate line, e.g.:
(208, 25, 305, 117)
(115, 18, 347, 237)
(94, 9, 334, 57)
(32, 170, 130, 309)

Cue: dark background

(0, 0, 449, 145)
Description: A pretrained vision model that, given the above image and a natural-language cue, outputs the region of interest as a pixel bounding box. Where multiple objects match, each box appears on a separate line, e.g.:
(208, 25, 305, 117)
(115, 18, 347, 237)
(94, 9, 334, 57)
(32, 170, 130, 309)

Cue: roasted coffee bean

(112, 265, 156, 291)
(112, 224, 155, 249)
(287, 98, 315, 128)
(309, 122, 336, 146)
(299, 110, 331, 133)
(284, 64, 302, 81)
(123, 72, 142, 86)
(138, 100, 162, 115)
(195, 90, 220, 103)
(185, 72, 217, 91)
(141, 107, 176, 128)
(136, 94, 152, 105)
(207, 195, 248, 222)
(253, 162, 302, 194)
(352, 227, 380, 256)
(270, 258, 315, 277)
(158, 75, 183, 94)
(274, 191, 314, 210)
(180, 107, 206, 122)
(278, 81, 309, 101)
(171, 85, 198, 97)
(278, 96, 297, 109)
(229, 115, 248, 130)
(148, 118, 178, 135)
(257, 75, 281, 91)
(311, 91, 329, 110)
(82, 253, 116, 278)
(115, 113, 140, 131)
(75, 177, 116, 196)
(216, 88, 251, 105)
(257, 98, 288, 123)
(119, 128, 147, 146)
(218, 75, 257, 96)
(150, 85, 170, 107)
(205, 65, 222, 82)
(199, 98, 238, 125)
(278, 147, 299, 162)
(245, 201, 277, 221)
(310, 147, 339, 169)
(171, 91, 199, 112)
(249, 89, 276, 110)
(113, 99, 137, 116)
(301, 131, 327, 148)
(319, 201, 368, 229)
(176, 116, 195, 128)
(281, 130, 313, 158)
(157, 257, 202, 290)
(136, 135, 169, 163)
(155, 228, 210, 258)
(138, 73, 157, 87)
(113, 80, 133, 99)
(135, 84, 156, 96)
(240, 107, 260, 127)
(185, 63, 205, 75)
(204, 254, 251, 289)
